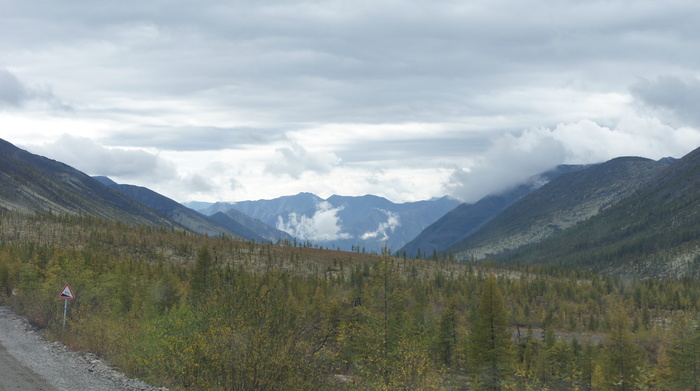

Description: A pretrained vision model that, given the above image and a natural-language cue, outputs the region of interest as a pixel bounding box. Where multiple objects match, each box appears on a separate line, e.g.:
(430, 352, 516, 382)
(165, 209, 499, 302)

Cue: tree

(600, 306, 645, 391)
(435, 300, 458, 368)
(191, 245, 212, 296)
(469, 273, 512, 390)
(666, 314, 700, 390)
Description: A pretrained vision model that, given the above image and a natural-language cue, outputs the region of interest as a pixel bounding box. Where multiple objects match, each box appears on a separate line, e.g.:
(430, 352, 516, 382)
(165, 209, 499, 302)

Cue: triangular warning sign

(58, 284, 75, 299)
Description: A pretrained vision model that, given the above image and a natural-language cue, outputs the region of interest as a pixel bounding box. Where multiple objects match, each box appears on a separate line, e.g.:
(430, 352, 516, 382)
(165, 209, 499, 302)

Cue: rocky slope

(449, 156, 672, 261)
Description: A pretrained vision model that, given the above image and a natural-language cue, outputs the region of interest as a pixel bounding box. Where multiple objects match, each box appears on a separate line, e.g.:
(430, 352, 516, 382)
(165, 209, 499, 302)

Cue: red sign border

(57, 283, 75, 300)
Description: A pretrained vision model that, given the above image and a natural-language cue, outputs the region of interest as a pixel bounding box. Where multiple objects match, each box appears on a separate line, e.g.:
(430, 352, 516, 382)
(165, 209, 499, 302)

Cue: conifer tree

(601, 306, 644, 391)
(667, 314, 700, 390)
(469, 273, 512, 390)
(435, 300, 458, 367)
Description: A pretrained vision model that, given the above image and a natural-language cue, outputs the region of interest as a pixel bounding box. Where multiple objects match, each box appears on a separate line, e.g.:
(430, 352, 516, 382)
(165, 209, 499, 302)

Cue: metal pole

(63, 299, 67, 329)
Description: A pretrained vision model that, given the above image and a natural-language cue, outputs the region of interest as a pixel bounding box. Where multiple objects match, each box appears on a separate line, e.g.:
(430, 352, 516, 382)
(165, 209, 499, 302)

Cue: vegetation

(1, 211, 700, 390)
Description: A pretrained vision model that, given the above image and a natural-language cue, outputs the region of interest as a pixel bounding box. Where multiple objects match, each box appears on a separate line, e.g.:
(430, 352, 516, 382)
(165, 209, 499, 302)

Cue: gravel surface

(0, 306, 167, 391)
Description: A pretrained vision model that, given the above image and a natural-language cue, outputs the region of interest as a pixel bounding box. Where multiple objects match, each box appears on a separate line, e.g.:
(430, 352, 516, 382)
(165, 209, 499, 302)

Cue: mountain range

(0, 138, 287, 242)
(93, 177, 291, 243)
(2, 136, 700, 278)
(189, 193, 461, 253)
(0, 139, 172, 227)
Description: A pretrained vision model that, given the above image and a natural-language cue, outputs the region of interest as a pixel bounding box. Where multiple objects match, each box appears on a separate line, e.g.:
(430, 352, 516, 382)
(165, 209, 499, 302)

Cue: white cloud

(445, 128, 567, 203)
(444, 116, 700, 203)
(276, 201, 351, 241)
(550, 117, 700, 163)
(361, 209, 400, 241)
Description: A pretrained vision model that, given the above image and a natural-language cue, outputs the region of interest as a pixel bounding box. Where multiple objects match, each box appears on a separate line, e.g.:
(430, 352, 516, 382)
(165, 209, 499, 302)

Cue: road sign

(57, 284, 75, 300)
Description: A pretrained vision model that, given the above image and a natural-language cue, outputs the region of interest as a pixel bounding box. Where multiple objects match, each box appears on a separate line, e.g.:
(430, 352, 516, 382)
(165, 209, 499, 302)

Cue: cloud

(102, 126, 288, 151)
(444, 116, 700, 203)
(5, 0, 700, 204)
(0, 69, 29, 107)
(445, 129, 567, 203)
(0, 69, 70, 110)
(276, 201, 351, 241)
(29, 134, 179, 182)
(265, 141, 340, 178)
(631, 75, 700, 128)
(361, 209, 400, 242)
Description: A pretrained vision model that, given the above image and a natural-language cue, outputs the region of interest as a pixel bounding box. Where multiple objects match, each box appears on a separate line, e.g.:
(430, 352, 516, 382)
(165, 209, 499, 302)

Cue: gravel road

(0, 306, 167, 391)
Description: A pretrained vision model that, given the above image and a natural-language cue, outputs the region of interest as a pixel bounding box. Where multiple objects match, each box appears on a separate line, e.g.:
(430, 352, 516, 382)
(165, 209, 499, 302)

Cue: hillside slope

(450, 156, 672, 262)
(501, 147, 700, 277)
(0, 139, 172, 227)
(400, 165, 587, 258)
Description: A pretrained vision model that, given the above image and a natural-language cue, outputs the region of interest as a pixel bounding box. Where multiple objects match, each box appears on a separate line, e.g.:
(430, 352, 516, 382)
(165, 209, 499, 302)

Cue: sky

(2, 0, 700, 204)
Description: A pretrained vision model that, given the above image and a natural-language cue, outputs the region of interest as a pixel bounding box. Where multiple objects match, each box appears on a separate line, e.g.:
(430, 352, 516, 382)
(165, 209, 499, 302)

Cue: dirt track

(0, 340, 56, 391)
(0, 306, 164, 391)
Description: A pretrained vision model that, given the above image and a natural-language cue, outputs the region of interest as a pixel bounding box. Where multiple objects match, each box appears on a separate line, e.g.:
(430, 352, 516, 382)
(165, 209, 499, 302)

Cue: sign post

(57, 284, 75, 329)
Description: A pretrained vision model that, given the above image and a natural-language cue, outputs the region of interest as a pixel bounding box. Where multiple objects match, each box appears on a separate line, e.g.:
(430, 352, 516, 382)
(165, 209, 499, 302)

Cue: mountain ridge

(399, 164, 589, 258)
(0, 139, 173, 227)
(497, 148, 700, 277)
(193, 192, 460, 253)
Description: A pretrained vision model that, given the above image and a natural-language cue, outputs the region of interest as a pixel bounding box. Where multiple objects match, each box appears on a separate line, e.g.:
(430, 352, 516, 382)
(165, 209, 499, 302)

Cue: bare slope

(450, 156, 671, 261)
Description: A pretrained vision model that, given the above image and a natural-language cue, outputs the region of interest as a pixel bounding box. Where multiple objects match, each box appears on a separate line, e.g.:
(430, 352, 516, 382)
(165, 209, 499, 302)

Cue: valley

(1, 138, 700, 389)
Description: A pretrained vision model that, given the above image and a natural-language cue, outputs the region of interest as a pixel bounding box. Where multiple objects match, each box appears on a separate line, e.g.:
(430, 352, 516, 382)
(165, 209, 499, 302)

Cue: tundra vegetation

(0, 211, 699, 390)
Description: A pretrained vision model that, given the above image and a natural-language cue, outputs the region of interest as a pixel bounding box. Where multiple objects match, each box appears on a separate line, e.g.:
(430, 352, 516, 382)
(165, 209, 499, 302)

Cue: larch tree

(667, 314, 700, 391)
(600, 306, 645, 391)
(469, 273, 512, 390)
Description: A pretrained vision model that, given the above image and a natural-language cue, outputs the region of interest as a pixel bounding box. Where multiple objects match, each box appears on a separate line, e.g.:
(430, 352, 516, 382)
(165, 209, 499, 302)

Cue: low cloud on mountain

(276, 201, 351, 241)
(361, 210, 400, 242)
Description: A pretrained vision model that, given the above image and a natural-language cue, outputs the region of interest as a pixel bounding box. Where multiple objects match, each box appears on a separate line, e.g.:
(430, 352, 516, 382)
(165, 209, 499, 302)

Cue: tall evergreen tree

(469, 273, 512, 390)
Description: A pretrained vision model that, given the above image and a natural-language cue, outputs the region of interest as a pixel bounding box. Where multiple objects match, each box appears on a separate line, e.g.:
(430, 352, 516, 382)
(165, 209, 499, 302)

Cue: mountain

(499, 148, 700, 277)
(399, 165, 588, 258)
(0, 139, 173, 227)
(200, 192, 323, 222)
(94, 178, 290, 242)
(449, 156, 672, 261)
(197, 193, 460, 253)
(209, 209, 294, 243)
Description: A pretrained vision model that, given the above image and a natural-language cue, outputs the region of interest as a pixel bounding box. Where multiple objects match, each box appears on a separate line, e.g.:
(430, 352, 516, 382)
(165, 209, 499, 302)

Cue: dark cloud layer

(3, 0, 700, 202)
(0, 69, 70, 110)
(102, 126, 288, 151)
(631, 76, 700, 128)
(0, 69, 28, 107)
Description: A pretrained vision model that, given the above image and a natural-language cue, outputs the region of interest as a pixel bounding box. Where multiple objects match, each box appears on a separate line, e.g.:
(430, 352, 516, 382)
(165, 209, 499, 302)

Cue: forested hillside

(400, 164, 588, 259)
(501, 147, 700, 278)
(1, 211, 698, 390)
(449, 157, 671, 263)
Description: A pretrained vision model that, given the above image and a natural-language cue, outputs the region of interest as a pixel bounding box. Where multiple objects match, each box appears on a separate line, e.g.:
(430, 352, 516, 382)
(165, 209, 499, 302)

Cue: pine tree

(469, 273, 512, 390)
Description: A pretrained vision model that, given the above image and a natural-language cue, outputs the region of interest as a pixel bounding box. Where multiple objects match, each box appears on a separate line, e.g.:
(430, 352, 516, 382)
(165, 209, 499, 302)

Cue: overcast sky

(2, 0, 700, 204)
